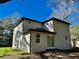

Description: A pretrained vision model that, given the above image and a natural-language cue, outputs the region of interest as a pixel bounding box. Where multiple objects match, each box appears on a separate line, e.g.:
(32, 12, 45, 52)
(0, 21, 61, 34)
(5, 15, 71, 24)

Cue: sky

(0, 0, 52, 21)
(0, 0, 79, 26)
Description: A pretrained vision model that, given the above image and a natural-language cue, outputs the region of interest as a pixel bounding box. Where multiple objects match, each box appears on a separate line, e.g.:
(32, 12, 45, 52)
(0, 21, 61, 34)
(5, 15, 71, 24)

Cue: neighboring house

(12, 17, 72, 53)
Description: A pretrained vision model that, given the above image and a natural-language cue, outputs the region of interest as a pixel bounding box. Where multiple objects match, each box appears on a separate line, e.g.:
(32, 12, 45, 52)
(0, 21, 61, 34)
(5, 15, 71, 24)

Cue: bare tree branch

(0, 0, 11, 3)
(47, 0, 79, 22)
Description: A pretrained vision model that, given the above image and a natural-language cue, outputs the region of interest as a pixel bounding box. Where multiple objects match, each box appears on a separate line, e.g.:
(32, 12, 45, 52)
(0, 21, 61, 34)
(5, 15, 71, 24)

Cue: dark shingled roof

(22, 17, 42, 23)
(43, 18, 71, 25)
(24, 28, 56, 34)
(14, 17, 71, 27)
(14, 17, 42, 27)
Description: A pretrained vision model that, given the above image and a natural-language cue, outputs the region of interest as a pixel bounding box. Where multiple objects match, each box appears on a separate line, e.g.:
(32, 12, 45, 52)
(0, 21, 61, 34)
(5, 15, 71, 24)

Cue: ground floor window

(36, 34, 40, 43)
(36, 39, 40, 43)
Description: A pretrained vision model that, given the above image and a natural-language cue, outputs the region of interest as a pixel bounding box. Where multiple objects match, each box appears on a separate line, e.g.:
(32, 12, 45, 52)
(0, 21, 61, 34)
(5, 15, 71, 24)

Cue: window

(36, 34, 40, 43)
(46, 23, 48, 25)
(36, 34, 40, 38)
(36, 39, 40, 43)
(65, 36, 67, 40)
(28, 21, 31, 24)
(16, 31, 20, 37)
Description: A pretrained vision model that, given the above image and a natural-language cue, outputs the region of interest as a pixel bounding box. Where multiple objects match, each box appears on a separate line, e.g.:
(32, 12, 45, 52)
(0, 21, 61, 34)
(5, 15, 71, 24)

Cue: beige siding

(53, 20, 72, 50)
(12, 21, 31, 52)
(23, 19, 42, 31)
(31, 31, 54, 52)
(13, 18, 72, 53)
(24, 33, 31, 53)
(12, 21, 23, 49)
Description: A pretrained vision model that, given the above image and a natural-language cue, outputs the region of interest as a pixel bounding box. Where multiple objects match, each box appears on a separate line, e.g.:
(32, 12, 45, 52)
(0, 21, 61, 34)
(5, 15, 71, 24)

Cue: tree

(47, 0, 79, 21)
(2, 19, 13, 30)
(70, 25, 79, 47)
(2, 12, 21, 30)
(1, 14, 21, 46)
(0, 0, 11, 3)
(0, 18, 13, 46)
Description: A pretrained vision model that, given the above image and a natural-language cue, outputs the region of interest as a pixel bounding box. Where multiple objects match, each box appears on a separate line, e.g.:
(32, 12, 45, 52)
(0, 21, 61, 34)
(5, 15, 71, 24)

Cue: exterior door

(47, 35, 54, 48)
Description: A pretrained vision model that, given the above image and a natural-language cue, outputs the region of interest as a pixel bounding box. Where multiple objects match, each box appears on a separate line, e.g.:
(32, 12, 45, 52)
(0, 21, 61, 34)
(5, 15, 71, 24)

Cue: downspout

(30, 31, 32, 54)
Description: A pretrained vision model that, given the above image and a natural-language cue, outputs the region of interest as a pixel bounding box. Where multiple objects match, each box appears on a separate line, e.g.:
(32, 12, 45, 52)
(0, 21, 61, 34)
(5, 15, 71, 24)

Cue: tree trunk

(73, 39, 76, 48)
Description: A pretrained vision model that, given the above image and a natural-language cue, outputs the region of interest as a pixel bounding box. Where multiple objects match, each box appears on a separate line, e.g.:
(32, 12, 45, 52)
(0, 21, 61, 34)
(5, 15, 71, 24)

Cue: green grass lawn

(0, 47, 29, 58)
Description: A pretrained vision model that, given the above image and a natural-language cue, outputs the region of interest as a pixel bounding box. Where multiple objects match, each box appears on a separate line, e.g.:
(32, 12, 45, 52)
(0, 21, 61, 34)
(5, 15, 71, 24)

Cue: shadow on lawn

(19, 48, 79, 59)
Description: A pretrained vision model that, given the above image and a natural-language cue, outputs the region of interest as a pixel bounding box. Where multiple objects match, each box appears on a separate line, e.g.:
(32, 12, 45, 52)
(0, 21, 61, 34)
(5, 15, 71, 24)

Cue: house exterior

(12, 17, 72, 53)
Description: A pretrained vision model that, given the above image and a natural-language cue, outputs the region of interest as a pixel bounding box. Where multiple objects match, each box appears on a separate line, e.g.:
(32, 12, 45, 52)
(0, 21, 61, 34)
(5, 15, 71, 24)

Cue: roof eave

(30, 29, 56, 34)
(43, 18, 71, 25)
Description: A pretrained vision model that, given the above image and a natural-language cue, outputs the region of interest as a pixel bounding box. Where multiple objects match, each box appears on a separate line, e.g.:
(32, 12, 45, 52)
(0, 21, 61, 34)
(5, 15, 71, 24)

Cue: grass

(0, 47, 30, 58)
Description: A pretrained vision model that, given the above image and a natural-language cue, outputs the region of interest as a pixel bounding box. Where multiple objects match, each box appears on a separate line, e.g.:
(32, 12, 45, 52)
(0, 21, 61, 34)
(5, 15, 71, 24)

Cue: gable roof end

(43, 18, 71, 25)
(13, 17, 23, 28)
(22, 17, 42, 23)
(14, 17, 71, 28)
(14, 17, 43, 28)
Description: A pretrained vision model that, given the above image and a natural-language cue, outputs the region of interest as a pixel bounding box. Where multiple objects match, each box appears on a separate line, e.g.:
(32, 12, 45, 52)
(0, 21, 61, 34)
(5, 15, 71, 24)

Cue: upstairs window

(28, 21, 31, 24)
(36, 34, 40, 38)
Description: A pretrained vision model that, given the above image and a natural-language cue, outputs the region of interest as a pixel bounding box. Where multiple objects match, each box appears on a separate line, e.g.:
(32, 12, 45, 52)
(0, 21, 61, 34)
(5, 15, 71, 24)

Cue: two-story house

(12, 17, 72, 53)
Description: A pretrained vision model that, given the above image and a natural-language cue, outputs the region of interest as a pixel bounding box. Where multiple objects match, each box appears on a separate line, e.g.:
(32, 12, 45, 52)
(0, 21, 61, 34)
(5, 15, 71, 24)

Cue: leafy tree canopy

(70, 25, 79, 40)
